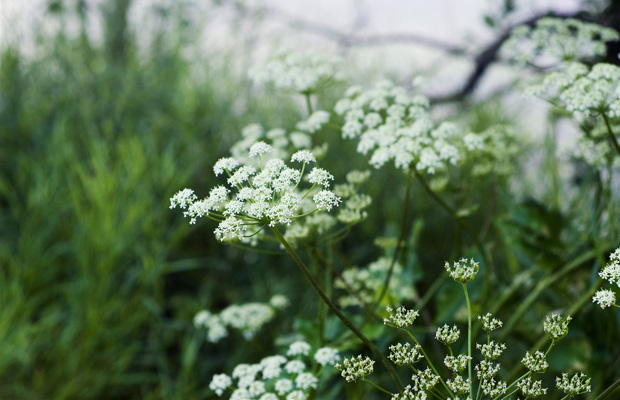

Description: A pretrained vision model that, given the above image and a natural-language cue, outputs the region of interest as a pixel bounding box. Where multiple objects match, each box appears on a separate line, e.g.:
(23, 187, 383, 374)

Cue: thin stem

(376, 167, 414, 306)
(601, 112, 620, 157)
(413, 170, 491, 297)
(270, 226, 404, 392)
(312, 251, 326, 347)
(404, 329, 454, 397)
(305, 93, 314, 116)
(594, 376, 620, 400)
(362, 378, 394, 396)
(463, 284, 473, 400)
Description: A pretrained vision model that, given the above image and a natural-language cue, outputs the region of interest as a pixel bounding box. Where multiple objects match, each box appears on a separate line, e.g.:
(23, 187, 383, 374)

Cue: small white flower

(334, 355, 374, 382)
(295, 372, 318, 390)
(209, 373, 232, 396)
(307, 168, 334, 188)
(314, 347, 340, 366)
(297, 110, 330, 133)
(522, 350, 549, 373)
(544, 314, 571, 342)
(388, 343, 424, 366)
(444, 355, 471, 373)
(517, 376, 547, 398)
(290, 150, 316, 164)
(287, 341, 311, 357)
(275, 379, 294, 395)
(478, 313, 503, 332)
(556, 372, 591, 396)
(249, 141, 273, 157)
(286, 390, 307, 400)
(446, 375, 470, 395)
(313, 190, 341, 211)
(284, 360, 306, 374)
(477, 341, 506, 360)
(384, 306, 419, 328)
(170, 188, 197, 209)
(592, 289, 616, 308)
(445, 258, 479, 284)
(213, 157, 239, 176)
(435, 324, 460, 345)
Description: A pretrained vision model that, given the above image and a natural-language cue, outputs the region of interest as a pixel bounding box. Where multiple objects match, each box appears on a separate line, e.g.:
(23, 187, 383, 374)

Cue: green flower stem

(601, 112, 620, 157)
(463, 283, 473, 400)
(594, 376, 620, 400)
(375, 166, 414, 306)
(311, 251, 326, 347)
(314, 249, 384, 322)
(404, 329, 454, 397)
(270, 226, 405, 392)
(413, 170, 491, 296)
(495, 371, 531, 400)
(305, 93, 314, 116)
(362, 378, 393, 396)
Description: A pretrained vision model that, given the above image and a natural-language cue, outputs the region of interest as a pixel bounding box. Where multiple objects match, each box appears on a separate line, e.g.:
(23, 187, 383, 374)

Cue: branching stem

(270, 226, 404, 392)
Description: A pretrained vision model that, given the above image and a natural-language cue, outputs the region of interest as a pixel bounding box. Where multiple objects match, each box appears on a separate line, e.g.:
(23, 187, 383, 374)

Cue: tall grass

(0, 2, 243, 398)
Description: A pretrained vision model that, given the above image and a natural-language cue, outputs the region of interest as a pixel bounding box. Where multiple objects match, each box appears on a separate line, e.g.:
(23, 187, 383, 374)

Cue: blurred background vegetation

(1, 0, 619, 399)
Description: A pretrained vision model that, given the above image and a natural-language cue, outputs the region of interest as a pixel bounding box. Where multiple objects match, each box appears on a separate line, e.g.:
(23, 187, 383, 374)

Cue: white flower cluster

(556, 372, 591, 396)
(334, 355, 374, 382)
(296, 110, 330, 133)
(543, 313, 572, 342)
(335, 257, 415, 308)
(435, 324, 460, 345)
(194, 295, 287, 343)
(388, 342, 424, 366)
(170, 143, 342, 241)
(283, 169, 372, 246)
(593, 247, 620, 308)
(526, 62, 620, 117)
(335, 80, 473, 173)
(383, 306, 420, 328)
(517, 376, 547, 398)
(446, 375, 470, 396)
(444, 355, 471, 373)
(250, 50, 342, 94)
(209, 341, 340, 399)
(476, 341, 506, 360)
(445, 258, 480, 284)
(522, 350, 549, 373)
(391, 368, 440, 400)
(478, 313, 503, 332)
(501, 17, 618, 66)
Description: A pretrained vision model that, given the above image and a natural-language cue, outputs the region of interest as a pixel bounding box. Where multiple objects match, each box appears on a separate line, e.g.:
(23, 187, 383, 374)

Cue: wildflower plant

(193, 295, 288, 343)
(170, 142, 342, 242)
(503, 17, 620, 160)
(168, 35, 618, 400)
(209, 341, 341, 399)
(501, 17, 619, 66)
(592, 246, 620, 309)
(334, 258, 591, 400)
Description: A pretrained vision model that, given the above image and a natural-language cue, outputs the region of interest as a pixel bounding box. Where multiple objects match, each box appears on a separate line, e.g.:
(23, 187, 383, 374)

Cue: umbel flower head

(170, 143, 341, 242)
(250, 50, 342, 94)
(334, 355, 374, 382)
(592, 246, 620, 308)
(501, 17, 619, 66)
(445, 258, 480, 284)
(543, 313, 572, 342)
(556, 372, 591, 396)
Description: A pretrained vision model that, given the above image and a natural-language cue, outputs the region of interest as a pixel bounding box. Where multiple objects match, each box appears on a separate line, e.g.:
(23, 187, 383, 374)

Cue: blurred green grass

(0, 2, 245, 398)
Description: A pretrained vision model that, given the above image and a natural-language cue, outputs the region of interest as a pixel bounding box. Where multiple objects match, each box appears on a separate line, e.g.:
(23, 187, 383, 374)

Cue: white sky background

(0, 0, 585, 107)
